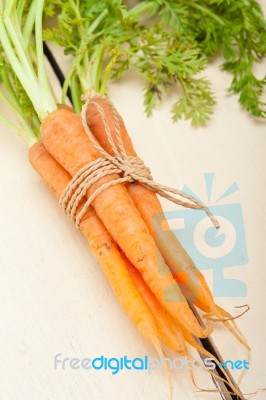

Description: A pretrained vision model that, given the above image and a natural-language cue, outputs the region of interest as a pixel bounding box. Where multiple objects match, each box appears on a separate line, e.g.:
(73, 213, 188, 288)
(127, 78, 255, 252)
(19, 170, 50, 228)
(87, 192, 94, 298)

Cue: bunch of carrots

(0, 0, 250, 397)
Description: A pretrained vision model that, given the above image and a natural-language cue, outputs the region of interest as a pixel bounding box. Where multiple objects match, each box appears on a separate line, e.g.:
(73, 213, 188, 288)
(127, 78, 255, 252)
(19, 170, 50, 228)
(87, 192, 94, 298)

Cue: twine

(59, 93, 220, 230)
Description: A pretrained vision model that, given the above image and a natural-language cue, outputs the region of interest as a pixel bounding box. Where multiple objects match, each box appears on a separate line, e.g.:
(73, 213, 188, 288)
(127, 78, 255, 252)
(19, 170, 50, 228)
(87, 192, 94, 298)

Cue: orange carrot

(29, 142, 164, 356)
(84, 95, 249, 348)
(124, 254, 241, 397)
(28, 143, 238, 396)
(84, 94, 212, 307)
(125, 260, 187, 355)
(41, 108, 212, 338)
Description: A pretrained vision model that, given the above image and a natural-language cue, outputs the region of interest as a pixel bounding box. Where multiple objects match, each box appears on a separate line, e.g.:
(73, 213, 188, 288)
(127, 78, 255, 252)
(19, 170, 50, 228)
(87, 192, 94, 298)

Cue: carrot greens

(43, 0, 266, 126)
(141, 0, 266, 119)
(43, 0, 215, 126)
(0, 42, 39, 145)
(0, 0, 57, 124)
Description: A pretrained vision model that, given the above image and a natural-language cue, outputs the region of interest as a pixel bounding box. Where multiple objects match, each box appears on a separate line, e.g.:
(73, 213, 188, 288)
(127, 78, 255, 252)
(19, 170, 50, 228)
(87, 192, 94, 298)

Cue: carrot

(29, 141, 165, 356)
(41, 107, 212, 339)
(84, 94, 211, 305)
(124, 254, 242, 398)
(84, 94, 249, 348)
(125, 260, 187, 355)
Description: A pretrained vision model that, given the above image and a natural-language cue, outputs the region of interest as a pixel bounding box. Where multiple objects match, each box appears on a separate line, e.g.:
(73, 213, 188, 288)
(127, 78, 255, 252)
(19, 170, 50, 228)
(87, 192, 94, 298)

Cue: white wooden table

(1, 10, 266, 399)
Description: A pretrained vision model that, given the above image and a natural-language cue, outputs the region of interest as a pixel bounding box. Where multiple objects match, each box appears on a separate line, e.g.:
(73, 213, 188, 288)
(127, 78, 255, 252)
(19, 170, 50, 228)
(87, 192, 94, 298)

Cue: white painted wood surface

(1, 8, 266, 399)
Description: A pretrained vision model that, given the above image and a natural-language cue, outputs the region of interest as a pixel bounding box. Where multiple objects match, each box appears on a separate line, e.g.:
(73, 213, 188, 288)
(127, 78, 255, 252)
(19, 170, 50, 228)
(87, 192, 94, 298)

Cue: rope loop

(59, 92, 220, 230)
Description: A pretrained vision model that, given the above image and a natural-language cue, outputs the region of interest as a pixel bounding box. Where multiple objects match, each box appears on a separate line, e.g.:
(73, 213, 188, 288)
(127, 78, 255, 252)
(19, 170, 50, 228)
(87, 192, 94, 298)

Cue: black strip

(201, 336, 240, 399)
(190, 303, 244, 400)
(43, 42, 73, 104)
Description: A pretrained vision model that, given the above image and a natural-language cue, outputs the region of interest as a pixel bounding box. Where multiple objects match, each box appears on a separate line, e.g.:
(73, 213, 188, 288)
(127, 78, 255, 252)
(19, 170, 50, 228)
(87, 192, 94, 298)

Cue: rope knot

(59, 93, 220, 230)
(118, 156, 152, 182)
